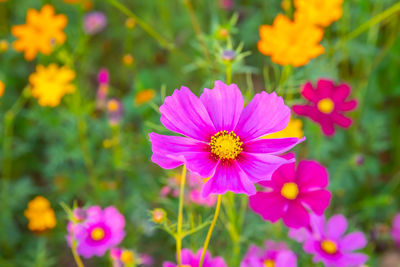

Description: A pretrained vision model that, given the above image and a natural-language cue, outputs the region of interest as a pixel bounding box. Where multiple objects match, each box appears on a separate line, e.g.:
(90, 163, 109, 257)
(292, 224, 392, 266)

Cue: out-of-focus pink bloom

(84, 11, 107, 35)
(391, 213, 400, 247)
(220, 0, 233, 10)
(98, 68, 109, 84)
(241, 240, 297, 267)
(96, 68, 109, 109)
(249, 157, 331, 228)
(139, 253, 155, 266)
(163, 249, 227, 267)
(293, 79, 357, 136)
(291, 213, 368, 267)
(67, 206, 125, 259)
(188, 172, 217, 206)
(107, 98, 124, 126)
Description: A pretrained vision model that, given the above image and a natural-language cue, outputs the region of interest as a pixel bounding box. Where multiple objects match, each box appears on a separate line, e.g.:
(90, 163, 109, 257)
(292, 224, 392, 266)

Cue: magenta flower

(292, 79, 357, 136)
(98, 68, 109, 85)
(84, 11, 107, 35)
(391, 213, 400, 247)
(241, 240, 297, 267)
(67, 206, 125, 258)
(163, 249, 227, 267)
(249, 157, 331, 228)
(295, 214, 368, 267)
(149, 81, 304, 197)
(96, 69, 109, 109)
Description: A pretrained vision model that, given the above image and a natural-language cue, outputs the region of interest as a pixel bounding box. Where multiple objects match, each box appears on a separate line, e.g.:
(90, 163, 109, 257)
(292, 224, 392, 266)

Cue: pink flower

(292, 79, 357, 136)
(188, 172, 217, 206)
(163, 249, 227, 267)
(84, 11, 107, 35)
(249, 158, 331, 228)
(149, 81, 304, 197)
(98, 68, 109, 84)
(107, 98, 124, 126)
(292, 214, 368, 267)
(391, 213, 400, 247)
(139, 253, 155, 266)
(241, 241, 297, 267)
(67, 206, 125, 258)
(96, 68, 109, 109)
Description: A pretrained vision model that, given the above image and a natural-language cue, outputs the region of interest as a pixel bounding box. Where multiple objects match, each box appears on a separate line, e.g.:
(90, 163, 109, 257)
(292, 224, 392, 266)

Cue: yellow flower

(11, 5, 67, 61)
(294, 0, 343, 27)
(29, 64, 75, 107)
(24, 196, 56, 231)
(134, 89, 155, 105)
(123, 54, 134, 66)
(121, 250, 135, 264)
(0, 81, 4, 98)
(125, 18, 136, 29)
(0, 40, 8, 52)
(264, 118, 304, 139)
(258, 14, 324, 67)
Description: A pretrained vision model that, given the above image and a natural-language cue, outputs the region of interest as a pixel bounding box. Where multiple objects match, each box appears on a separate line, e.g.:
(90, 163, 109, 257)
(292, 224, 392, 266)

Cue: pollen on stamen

(210, 130, 243, 160)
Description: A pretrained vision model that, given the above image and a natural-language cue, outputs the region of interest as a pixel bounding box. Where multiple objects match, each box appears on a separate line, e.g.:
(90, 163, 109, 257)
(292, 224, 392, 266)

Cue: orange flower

(0, 81, 4, 98)
(134, 89, 155, 105)
(258, 14, 324, 67)
(294, 0, 343, 27)
(24, 196, 57, 231)
(11, 5, 67, 61)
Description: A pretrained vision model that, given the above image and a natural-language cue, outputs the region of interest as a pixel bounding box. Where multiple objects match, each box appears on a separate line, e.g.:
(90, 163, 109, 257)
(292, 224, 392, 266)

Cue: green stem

(71, 240, 85, 267)
(176, 165, 187, 266)
(77, 118, 97, 187)
(335, 2, 400, 49)
(226, 61, 232, 84)
(105, 0, 174, 50)
(199, 194, 222, 267)
(2, 87, 30, 179)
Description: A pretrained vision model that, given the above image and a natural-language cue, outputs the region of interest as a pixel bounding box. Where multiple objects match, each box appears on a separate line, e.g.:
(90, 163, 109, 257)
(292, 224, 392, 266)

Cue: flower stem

(176, 165, 187, 266)
(226, 61, 232, 84)
(71, 240, 85, 267)
(105, 0, 174, 50)
(199, 194, 222, 267)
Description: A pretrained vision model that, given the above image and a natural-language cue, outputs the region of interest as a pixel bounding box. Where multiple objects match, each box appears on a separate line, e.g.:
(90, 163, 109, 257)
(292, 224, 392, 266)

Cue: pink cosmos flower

(149, 81, 304, 197)
(291, 213, 368, 267)
(391, 213, 400, 247)
(84, 11, 107, 35)
(98, 68, 109, 85)
(96, 69, 109, 109)
(241, 240, 297, 267)
(249, 157, 331, 228)
(163, 249, 227, 267)
(292, 79, 357, 136)
(67, 206, 125, 258)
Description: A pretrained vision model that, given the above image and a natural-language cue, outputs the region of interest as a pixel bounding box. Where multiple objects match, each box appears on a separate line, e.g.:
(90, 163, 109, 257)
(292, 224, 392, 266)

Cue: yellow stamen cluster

(210, 131, 243, 160)
(317, 98, 335, 114)
(121, 250, 135, 264)
(91, 227, 105, 241)
(264, 259, 276, 267)
(107, 99, 119, 112)
(321, 239, 338, 254)
(281, 182, 299, 200)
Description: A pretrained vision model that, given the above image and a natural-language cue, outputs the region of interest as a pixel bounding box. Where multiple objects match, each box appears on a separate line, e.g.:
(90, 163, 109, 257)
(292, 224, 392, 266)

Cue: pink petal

(243, 137, 305, 155)
(160, 86, 215, 141)
(331, 113, 353, 128)
(200, 81, 244, 132)
(259, 161, 296, 190)
(319, 117, 336, 136)
(149, 133, 217, 177)
(237, 153, 293, 183)
(332, 83, 351, 102)
(292, 105, 316, 117)
(316, 79, 335, 98)
(202, 161, 256, 197)
(301, 82, 319, 103)
(337, 100, 357, 111)
(276, 250, 297, 267)
(162, 262, 176, 267)
(299, 190, 331, 215)
(282, 201, 310, 228)
(340, 232, 367, 251)
(326, 214, 347, 239)
(235, 92, 291, 142)
(338, 253, 368, 266)
(296, 160, 329, 191)
(249, 192, 286, 222)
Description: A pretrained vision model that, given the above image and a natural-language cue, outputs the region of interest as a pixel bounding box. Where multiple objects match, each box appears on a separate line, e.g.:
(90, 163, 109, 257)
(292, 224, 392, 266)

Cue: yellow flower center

(264, 259, 275, 267)
(107, 100, 119, 112)
(317, 98, 335, 114)
(91, 227, 105, 241)
(281, 182, 299, 200)
(210, 131, 243, 160)
(181, 265, 191, 267)
(321, 239, 338, 254)
(121, 250, 134, 264)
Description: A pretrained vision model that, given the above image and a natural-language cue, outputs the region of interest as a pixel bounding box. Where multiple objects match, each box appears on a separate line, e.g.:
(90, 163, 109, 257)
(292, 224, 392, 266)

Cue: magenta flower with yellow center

(149, 81, 304, 197)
